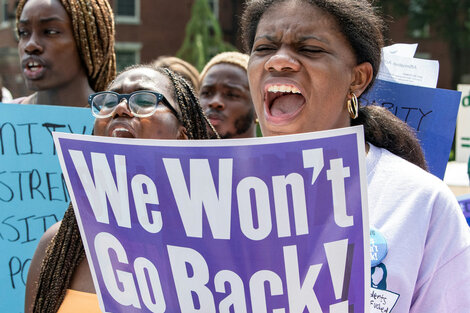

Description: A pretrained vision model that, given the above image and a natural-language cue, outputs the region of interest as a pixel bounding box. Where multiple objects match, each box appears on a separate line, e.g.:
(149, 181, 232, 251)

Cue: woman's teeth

(28, 62, 41, 71)
(267, 85, 301, 94)
(112, 128, 129, 136)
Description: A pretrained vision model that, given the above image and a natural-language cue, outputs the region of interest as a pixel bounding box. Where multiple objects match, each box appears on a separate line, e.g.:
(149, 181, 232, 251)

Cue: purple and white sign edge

(53, 125, 371, 313)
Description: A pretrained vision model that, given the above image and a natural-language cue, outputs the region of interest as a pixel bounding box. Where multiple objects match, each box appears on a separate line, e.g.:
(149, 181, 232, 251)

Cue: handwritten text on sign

(362, 79, 461, 179)
(0, 102, 93, 312)
(56, 127, 370, 313)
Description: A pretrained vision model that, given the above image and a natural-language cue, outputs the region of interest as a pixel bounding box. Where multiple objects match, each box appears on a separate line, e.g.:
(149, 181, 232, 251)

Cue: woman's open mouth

(22, 59, 46, 80)
(110, 127, 135, 138)
(264, 84, 306, 123)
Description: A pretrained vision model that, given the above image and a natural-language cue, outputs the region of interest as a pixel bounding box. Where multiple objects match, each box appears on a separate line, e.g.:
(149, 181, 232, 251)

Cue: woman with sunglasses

(24, 65, 216, 313)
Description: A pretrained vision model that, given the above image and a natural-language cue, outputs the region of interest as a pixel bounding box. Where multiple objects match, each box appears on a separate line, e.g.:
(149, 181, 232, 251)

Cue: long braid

(33, 204, 85, 313)
(16, 0, 116, 92)
(31, 64, 217, 312)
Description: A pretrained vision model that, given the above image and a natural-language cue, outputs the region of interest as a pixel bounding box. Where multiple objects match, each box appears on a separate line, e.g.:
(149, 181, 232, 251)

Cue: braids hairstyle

(16, 0, 116, 91)
(32, 65, 216, 313)
(155, 65, 219, 139)
(241, 0, 427, 169)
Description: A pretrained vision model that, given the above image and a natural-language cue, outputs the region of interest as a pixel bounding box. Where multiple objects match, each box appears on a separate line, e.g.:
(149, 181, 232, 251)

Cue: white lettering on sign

(94, 232, 167, 312)
(94, 232, 141, 309)
(163, 158, 233, 239)
(237, 176, 272, 240)
(167, 245, 216, 313)
(327, 158, 354, 228)
(70, 150, 355, 240)
(69, 151, 131, 228)
(131, 174, 162, 234)
(272, 173, 309, 237)
(214, 270, 248, 313)
(162, 243, 348, 313)
(70, 151, 164, 233)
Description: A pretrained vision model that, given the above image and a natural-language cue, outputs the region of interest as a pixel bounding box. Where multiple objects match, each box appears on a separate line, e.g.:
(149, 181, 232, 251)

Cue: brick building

(0, 0, 243, 98)
(0, 0, 466, 98)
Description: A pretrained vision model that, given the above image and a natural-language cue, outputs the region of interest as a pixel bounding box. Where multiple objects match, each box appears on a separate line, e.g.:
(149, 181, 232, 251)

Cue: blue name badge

(370, 228, 388, 267)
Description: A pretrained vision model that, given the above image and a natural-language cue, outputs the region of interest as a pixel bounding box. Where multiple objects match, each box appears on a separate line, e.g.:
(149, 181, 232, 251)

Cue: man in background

(199, 52, 256, 139)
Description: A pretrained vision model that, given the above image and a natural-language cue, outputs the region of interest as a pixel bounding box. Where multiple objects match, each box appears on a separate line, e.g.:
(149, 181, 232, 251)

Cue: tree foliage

(377, 0, 470, 87)
(176, 0, 235, 72)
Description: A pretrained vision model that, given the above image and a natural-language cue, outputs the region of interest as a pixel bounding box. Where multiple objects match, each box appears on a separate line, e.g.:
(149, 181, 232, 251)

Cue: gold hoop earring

(347, 92, 359, 119)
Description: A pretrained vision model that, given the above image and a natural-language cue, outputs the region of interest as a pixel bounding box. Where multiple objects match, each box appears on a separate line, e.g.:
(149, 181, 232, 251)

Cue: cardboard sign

(55, 126, 370, 313)
(362, 79, 461, 179)
(0, 102, 93, 312)
(456, 85, 470, 163)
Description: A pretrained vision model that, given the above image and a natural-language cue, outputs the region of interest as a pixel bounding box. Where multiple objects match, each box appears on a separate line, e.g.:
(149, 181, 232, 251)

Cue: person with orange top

(24, 65, 216, 313)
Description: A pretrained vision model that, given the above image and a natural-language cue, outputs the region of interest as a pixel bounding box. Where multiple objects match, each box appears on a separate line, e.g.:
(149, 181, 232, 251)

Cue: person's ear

(177, 126, 188, 140)
(350, 62, 373, 97)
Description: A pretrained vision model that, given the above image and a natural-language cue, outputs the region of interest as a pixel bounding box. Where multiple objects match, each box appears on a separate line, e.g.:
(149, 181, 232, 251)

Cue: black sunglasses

(88, 90, 179, 119)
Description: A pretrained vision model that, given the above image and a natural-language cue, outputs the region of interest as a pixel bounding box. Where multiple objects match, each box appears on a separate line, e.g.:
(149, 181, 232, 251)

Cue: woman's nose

(24, 32, 43, 55)
(112, 99, 134, 117)
(265, 47, 300, 72)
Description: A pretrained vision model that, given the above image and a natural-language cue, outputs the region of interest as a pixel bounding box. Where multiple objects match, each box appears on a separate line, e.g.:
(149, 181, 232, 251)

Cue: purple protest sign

(457, 194, 470, 226)
(54, 126, 370, 313)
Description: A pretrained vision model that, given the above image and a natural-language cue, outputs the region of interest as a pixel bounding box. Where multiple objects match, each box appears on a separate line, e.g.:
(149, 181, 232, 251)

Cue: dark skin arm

(25, 221, 61, 313)
(25, 221, 96, 313)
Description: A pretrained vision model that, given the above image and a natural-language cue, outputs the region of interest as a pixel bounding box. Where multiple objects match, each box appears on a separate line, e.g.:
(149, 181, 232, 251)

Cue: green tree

(176, 0, 235, 71)
(378, 0, 470, 88)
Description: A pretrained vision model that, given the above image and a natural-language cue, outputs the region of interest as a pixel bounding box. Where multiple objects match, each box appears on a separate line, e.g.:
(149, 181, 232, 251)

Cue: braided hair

(32, 65, 217, 313)
(16, 0, 116, 92)
(156, 66, 219, 139)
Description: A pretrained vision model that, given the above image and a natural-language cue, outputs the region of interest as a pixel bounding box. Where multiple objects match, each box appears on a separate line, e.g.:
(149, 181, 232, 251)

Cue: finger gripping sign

(0, 102, 93, 312)
(54, 126, 370, 313)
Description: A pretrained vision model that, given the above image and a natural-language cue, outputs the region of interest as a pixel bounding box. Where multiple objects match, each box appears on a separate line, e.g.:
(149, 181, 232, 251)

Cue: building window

(115, 42, 142, 72)
(0, 0, 10, 27)
(115, 0, 140, 24)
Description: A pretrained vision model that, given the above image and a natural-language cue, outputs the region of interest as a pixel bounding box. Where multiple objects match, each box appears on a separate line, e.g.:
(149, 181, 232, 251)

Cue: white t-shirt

(367, 144, 470, 313)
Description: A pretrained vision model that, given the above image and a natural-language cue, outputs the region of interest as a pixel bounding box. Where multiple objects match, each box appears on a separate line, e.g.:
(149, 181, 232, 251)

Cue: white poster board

(456, 84, 470, 163)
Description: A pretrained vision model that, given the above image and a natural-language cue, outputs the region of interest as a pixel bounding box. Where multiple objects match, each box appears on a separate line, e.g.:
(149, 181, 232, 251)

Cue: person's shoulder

(25, 221, 62, 313)
(39, 221, 62, 249)
(30, 221, 62, 275)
